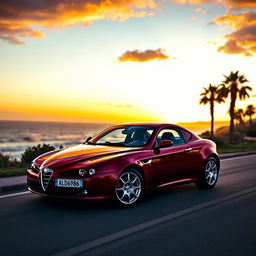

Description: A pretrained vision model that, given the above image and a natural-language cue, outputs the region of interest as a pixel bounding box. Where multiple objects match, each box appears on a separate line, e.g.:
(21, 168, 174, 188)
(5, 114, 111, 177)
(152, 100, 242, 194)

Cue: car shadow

(30, 182, 223, 212)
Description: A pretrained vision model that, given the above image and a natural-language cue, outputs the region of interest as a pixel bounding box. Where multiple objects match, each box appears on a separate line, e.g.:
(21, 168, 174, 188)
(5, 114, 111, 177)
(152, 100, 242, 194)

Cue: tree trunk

(249, 115, 252, 128)
(229, 90, 236, 143)
(210, 100, 214, 138)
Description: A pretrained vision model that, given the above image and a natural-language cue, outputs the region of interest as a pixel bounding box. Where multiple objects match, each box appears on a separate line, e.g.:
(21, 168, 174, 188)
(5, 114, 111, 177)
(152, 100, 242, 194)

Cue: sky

(0, 0, 256, 124)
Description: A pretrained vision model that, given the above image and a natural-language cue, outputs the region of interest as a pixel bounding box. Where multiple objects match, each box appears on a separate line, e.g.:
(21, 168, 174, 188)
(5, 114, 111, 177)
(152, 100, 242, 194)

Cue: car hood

(38, 144, 141, 168)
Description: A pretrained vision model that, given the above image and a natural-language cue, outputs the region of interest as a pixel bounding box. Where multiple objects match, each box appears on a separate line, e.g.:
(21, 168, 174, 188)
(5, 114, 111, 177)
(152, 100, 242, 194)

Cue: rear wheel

(115, 169, 143, 206)
(196, 157, 219, 189)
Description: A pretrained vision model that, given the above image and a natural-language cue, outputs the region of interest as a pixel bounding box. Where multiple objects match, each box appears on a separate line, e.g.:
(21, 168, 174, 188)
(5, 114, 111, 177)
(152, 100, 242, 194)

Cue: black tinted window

(155, 128, 185, 147)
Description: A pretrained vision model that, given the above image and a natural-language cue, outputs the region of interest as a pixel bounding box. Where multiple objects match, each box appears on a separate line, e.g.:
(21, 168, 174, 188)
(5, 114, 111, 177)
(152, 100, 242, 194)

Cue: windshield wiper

(104, 141, 124, 146)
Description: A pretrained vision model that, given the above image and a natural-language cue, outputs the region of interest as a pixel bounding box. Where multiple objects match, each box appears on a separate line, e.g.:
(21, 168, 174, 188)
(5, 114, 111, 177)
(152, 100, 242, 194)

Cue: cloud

(213, 11, 256, 30)
(0, 0, 158, 45)
(191, 7, 208, 20)
(219, 25, 256, 56)
(195, 8, 208, 16)
(172, 1, 256, 56)
(223, 0, 256, 10)
(218, 39, 253, 56)
(118, 48, 169, 62)
(172, 0, 256, 10)
(213, 11, 256, 56)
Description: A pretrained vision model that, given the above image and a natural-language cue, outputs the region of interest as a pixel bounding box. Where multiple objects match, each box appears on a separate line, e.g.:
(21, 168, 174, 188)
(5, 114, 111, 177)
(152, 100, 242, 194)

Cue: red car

(27, 123, 220, 206)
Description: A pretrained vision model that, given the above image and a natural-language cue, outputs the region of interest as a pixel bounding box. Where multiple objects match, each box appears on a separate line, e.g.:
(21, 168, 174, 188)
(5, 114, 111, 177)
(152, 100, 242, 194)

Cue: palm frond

(217, 85, 229, 98)
(239, 87, 251, 100)
(199, 96, 209, 105)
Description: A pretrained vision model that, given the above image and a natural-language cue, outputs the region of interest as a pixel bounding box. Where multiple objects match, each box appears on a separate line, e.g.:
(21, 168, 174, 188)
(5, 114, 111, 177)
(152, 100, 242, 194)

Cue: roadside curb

(0, 151, 255, 195)
(0, 175, 27, 195)
(0, 183, 27, 194)
(220, 151, 256, 159)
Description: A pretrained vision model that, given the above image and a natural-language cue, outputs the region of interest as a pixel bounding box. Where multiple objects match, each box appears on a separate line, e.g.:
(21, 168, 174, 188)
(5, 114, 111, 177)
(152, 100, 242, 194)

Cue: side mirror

(157, 139, 173, 149)
(84, 136, 92, 144)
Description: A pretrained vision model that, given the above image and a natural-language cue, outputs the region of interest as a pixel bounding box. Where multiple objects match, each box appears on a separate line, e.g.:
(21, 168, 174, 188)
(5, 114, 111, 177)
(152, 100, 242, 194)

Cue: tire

(196, 156, 219, 189)
(114, 168, 144, 207)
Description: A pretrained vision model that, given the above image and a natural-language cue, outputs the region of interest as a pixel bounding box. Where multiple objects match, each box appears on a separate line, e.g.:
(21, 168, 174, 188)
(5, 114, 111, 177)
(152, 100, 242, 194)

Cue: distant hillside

(176, 121, 229, 135)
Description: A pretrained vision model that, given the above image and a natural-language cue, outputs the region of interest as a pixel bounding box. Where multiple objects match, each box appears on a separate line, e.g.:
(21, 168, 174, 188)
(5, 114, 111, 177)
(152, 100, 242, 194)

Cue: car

(27, 123, 220, 206)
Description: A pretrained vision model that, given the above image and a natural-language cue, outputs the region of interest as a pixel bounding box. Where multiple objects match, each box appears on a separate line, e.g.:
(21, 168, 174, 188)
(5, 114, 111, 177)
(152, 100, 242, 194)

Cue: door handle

(184, 148, 192, 152)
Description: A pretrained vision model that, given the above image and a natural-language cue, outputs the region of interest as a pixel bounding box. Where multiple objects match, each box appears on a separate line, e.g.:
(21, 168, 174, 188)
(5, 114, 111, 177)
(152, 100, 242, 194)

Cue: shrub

(0, 152, 21, 168)
(246, 127, 256, 137)
(21, 143, 55, 164)
(0, 152, 11, 167)
(211, 136, 224, 146)
(199, 130, 210, 137)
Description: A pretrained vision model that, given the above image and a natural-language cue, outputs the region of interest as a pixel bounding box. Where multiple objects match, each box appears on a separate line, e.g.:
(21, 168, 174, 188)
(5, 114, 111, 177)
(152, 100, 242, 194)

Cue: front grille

(40, 168, 53, 191)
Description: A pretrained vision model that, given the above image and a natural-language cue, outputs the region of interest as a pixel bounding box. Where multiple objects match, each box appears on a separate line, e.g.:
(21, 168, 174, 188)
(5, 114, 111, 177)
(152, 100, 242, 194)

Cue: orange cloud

(223, 0, 256, 9)
(218, 25, 256, 56)
(173, 0, 256, 10)
(218, 39, 253, 56)
(213, 11, 256, 29)
(0, 0, 158, 45)
(213, 11, 256, 56)
(118, 49, 169, 62)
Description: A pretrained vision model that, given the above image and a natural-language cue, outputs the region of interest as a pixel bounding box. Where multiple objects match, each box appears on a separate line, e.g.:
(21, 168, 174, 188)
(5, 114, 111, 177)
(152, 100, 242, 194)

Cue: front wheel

(115, 169, 143, 207)
(196, 157, 219, 189)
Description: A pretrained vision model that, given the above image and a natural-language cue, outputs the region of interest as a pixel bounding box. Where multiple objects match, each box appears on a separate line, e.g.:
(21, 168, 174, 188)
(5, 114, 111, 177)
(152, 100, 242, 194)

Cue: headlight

(78, 168, 96, 177)
(29, 162, 40, 173)
(79, 169, 86, 176)
(88, 168, 96, 176)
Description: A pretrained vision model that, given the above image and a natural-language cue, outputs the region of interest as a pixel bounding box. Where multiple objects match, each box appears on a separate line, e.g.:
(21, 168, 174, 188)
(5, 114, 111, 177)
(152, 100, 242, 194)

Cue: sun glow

(0, 1, 256, 125)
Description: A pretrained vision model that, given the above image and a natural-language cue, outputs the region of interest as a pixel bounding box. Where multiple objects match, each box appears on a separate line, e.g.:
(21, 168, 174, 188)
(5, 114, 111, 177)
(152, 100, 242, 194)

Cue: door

(150, 127, 191, 185)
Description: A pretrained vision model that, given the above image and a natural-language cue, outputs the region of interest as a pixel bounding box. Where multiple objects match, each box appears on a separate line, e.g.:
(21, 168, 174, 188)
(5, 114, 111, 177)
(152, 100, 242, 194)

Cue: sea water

(0, 121, 109, 159)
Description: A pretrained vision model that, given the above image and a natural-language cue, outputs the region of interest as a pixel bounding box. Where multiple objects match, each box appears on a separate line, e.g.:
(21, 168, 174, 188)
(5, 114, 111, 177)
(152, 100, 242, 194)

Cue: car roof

(112, 122, 184, 129)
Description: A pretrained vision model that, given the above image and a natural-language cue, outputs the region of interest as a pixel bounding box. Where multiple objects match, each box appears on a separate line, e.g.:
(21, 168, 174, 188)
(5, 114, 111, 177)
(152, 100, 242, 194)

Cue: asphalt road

(0, 155, 256, 256)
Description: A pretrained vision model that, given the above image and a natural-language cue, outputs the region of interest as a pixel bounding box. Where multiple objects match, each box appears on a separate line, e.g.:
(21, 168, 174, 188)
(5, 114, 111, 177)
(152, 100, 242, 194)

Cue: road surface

(0, 155, 256, 256)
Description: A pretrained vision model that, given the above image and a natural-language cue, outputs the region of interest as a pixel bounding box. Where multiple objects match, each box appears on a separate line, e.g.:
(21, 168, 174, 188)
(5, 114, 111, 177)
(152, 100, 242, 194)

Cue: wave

(0, 120, 109, 159)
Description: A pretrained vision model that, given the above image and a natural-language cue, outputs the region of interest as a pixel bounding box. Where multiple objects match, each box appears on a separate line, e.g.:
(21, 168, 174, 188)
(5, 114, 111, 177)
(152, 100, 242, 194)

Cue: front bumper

(27, 168, 114, 200)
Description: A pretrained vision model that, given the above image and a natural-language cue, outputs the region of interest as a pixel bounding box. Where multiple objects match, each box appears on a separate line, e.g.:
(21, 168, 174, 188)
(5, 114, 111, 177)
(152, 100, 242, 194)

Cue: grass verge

(218, 143, 256, 154)
(0, 166, 27, 178)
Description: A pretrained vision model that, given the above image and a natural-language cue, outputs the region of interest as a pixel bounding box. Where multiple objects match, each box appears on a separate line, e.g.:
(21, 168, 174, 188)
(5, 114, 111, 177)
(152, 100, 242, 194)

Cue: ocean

(0, 121, 109, 159)
(0, 120, 220, 160)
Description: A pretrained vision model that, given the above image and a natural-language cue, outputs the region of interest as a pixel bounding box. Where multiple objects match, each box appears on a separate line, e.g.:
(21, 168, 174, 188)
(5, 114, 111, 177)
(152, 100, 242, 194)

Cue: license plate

(55, 179, 83, 188)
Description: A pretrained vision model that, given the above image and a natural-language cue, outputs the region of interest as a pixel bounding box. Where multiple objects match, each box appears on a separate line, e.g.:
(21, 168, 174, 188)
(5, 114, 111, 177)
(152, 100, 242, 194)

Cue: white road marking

(0, 191, 30, 199)
(221, 154, 256, 162)
(52, 186, 256, 256)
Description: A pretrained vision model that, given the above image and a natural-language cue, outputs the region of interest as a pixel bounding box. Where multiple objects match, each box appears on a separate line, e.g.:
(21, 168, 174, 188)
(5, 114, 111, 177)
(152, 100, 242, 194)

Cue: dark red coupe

(27, 123, 220, 206)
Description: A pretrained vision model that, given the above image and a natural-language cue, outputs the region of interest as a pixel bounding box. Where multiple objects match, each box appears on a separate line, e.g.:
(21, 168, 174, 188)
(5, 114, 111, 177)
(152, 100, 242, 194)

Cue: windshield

(90, 125, 154, 147)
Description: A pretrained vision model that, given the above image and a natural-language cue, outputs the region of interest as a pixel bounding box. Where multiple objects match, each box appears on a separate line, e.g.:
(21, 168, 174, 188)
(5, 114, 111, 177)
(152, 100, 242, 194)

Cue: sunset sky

(0, 0, 256, 124)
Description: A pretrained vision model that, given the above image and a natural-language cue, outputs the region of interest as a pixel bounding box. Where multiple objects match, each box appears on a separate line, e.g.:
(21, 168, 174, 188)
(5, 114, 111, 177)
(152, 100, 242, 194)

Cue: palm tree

(244, 104, 256, 128)
(199, 84, 225, 137)
(218, 71, 252, 143)
(234, 108, 244, 130)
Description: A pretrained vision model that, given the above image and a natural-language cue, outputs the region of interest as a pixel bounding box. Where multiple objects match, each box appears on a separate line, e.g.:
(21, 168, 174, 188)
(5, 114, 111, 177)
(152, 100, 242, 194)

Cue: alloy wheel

(115, 171, 142, 205)
(205, 158, 218, 186)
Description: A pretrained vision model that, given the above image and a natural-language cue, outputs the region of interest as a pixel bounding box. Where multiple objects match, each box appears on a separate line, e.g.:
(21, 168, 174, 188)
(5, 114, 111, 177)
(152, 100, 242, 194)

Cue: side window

(155, 128, 185, 147)
(181, 129, 192, 143)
